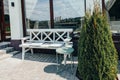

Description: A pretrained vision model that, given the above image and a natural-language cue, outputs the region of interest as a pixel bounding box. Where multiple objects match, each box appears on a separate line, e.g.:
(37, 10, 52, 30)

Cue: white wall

(9, 0, 23, 40)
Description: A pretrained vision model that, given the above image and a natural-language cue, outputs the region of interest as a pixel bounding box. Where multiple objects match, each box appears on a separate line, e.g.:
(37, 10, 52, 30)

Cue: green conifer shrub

(78, 3, 118, 80)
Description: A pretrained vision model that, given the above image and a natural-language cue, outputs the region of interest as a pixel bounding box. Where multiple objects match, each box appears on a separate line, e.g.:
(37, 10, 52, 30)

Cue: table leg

(71, 54, 73, 74)
(64, 54, 67, 65)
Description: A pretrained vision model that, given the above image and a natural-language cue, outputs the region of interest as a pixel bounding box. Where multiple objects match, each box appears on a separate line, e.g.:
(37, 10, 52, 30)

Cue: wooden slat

(27, 29, 73, 32)
(27, 29, 73, 42)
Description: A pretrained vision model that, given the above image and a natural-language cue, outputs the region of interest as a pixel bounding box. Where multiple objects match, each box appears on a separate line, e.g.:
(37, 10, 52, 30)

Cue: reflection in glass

(25, 0, 85, 31)
(25, 0, 50, 29)
(53, 0, 84, 31)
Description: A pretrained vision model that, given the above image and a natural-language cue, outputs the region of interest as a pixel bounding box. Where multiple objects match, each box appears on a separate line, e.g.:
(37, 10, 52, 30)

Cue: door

(0, 11, 2, 41)
(0, 0, 10, 41)
(0, 0, 4, 41)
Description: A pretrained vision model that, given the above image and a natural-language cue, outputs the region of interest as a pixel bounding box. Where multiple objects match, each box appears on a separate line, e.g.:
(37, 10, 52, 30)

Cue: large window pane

(25, 0, 50, 29)
(53, 0, 84, 31)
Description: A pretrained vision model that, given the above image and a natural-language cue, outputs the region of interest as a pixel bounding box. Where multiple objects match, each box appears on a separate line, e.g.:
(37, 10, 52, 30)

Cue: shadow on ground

(11, 52, 78, 80)
(12, 53, 57, 63)
(44, 63, 78, 80)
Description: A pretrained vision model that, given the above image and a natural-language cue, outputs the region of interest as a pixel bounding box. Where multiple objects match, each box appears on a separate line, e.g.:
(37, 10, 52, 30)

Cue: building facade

(0, 0, 119, 50)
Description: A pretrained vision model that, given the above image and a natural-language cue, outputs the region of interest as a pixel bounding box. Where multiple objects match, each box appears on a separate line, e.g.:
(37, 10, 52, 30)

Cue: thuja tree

(78, 3, 118, 80)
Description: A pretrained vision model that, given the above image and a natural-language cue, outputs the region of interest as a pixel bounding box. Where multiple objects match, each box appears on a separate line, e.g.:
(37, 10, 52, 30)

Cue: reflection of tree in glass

(26, 18, 49, 29)
(29, 20, 35, 29)
(54, 17, 81, 30)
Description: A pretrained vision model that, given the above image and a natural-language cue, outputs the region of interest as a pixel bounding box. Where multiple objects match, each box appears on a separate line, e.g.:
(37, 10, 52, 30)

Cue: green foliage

(78, 3, 118, 80)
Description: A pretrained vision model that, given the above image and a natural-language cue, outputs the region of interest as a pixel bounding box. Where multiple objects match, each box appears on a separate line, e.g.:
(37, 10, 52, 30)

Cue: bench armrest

(21, 36, 30, 40)
(21, 36, 30, 44)
(64, 37, 72, 42)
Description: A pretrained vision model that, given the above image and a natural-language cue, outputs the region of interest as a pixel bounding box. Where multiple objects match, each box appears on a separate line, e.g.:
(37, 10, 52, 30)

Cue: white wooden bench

(19, 29, 73, 60)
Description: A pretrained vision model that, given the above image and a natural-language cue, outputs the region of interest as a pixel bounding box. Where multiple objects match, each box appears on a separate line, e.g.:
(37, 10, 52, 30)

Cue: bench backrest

(27, 29, 73, 42)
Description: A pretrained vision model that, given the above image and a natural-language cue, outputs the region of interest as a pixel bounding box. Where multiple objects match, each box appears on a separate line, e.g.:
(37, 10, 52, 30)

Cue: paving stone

(1, 52, 120, 80)
(0, 53, 79, 80)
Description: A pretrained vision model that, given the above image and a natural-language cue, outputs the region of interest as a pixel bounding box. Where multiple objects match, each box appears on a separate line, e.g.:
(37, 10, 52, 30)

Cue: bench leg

(22, 47, 25, 60)
(30, 48, 33, 55)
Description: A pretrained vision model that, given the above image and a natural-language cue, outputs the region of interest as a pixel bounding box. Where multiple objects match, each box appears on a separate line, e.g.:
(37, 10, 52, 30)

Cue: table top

(56, 47, 74, 54)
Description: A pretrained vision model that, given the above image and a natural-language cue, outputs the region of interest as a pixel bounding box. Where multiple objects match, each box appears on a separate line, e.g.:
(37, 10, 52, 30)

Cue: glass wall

(25, 0, 84, 31)
(25, 0, 50, 29)
(53, 0, 84, 31)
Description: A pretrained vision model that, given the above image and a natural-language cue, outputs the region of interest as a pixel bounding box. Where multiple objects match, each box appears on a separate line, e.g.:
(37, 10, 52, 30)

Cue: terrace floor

(0, 53, 79, 80)
(0, 52, 120, 80)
